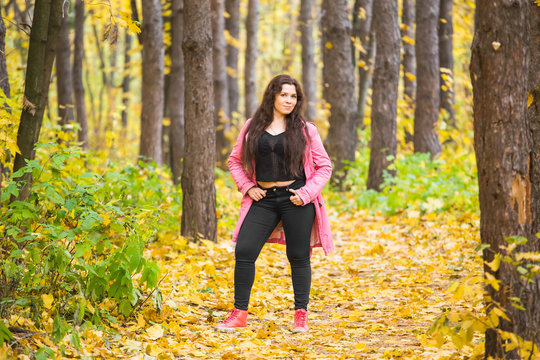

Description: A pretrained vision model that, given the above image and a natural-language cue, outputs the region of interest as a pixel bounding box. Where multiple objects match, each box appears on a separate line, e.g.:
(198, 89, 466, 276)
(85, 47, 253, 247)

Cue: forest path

(126, 208, 481, 359)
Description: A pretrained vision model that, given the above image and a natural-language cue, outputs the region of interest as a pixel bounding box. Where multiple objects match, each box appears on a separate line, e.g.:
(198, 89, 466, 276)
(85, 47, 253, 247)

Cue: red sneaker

(215, 308, 248, 332)
(292, 309, 309, 332)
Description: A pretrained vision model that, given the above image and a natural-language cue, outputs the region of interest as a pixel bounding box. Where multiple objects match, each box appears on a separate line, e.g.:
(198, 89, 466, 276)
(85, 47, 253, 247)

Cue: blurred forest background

(1, 0, 540, 359)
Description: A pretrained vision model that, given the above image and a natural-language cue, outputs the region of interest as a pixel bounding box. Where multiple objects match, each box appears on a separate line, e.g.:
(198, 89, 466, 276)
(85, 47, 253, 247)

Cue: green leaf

(35, 346, 55, 360)
(1, 182, 19, 202)
(141, 261, 160, 288)
(0, 322, 13, 346)
(9, 249, 24, 259)
(119, 299, 132, 316)
(52, 315, 65, 343)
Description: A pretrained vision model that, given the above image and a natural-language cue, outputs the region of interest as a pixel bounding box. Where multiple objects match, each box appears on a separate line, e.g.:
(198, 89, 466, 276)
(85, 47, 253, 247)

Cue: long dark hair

(242, 74, 308, 178)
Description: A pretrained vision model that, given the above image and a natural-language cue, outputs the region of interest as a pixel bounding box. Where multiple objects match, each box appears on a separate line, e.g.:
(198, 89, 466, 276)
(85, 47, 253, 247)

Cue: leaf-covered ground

(4, 204, 484, 359)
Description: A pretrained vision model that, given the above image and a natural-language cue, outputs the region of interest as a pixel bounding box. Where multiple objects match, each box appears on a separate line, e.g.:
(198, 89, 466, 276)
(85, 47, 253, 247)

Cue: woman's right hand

(247, 187, 267, 201)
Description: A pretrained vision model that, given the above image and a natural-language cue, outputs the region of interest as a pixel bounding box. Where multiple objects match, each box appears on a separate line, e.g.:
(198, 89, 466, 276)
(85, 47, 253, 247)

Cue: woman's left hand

(288, 188, 304, 206)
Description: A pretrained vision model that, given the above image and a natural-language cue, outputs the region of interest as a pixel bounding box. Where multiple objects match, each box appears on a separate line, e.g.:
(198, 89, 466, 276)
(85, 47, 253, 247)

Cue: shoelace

(295, 311, 307, 326)
(223, 309, 240, 325)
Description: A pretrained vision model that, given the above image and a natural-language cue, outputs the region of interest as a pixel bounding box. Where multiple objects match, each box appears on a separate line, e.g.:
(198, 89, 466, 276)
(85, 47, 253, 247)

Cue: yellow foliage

(41, 294, 54, 310)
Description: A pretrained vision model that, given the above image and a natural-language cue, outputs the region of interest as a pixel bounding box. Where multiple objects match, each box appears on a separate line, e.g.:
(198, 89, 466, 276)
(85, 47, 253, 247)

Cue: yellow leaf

(366, 243, 385, 256)
(486, 254, 501, 272)
(137, 313, 145, 327)
(42, 294, 54, 309)
(485, 272, 500, 291)
(355, 342, 368, 351)
(325, 41, 333, 49)
(146, 324, 164, 340)
(405, 72, 416, 82)
(402, 35, 414, 45)
(189, 294, 204, 306)
(146, 343, 164, 357)
(528, 92, 533, 108)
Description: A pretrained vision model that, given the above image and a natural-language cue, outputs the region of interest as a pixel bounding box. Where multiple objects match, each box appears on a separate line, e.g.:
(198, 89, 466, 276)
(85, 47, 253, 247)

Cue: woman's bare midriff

(257, 180, 295, 188)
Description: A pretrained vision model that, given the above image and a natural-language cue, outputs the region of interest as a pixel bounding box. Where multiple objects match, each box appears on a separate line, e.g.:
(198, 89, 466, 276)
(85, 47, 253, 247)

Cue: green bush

(328, 134, 478, 215)
(0, 142, 173, 344)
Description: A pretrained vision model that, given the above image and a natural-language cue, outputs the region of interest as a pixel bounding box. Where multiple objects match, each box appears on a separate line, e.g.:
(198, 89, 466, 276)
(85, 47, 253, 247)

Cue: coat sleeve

(228, 119, 257, 195)
(296, 124, 332, 205)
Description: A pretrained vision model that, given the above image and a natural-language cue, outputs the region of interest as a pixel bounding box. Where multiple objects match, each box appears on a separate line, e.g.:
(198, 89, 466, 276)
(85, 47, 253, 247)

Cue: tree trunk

(0, 14, 9, 99)
(244, 0, 258, 118)
(211, 0, 230, 167)
(353, 0, 374, 129)
(525, 1, 540, 353)
(168, 0, 185, 185)
(439, 0, 455, 127)
(401, 0, 416, 104)
(413, 0, 441, 157)
(162, 11, 172, 169)
(531, 0, 540, 236)
(182, 0, 217, 242)
(121, 29, 131, 131)
(13, 0, 63, 201)
(91, 23, 106, 141)
(140, 0, 164, 165)
(299, 0, 316, 122)
(282, 11, 298, 72)
(56, 3, 74, 128)
(366, 0, 400, 192)
(130, 0, 142, 45)
(471, 0, 539, 357)
(0, 13, 10, 190)
(225, 0, 239, 119)
(73, 0, 88, 149)
(321, 0, 357, 183)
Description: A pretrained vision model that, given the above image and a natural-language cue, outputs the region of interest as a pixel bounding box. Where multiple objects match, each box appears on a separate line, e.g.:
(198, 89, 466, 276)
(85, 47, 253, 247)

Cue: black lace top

(255, 131, 305, 181)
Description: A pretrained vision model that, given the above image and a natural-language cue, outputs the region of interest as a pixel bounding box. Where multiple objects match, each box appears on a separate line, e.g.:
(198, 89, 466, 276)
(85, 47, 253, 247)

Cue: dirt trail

(163, 209, 480, 359)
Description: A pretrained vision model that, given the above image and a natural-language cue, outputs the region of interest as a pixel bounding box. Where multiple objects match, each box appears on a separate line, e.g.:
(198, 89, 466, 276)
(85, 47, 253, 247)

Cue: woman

(216, 74, 333, 333)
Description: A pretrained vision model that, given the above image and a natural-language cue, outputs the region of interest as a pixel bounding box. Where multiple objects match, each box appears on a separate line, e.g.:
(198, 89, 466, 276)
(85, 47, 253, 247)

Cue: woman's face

(273, 84, 297, 117)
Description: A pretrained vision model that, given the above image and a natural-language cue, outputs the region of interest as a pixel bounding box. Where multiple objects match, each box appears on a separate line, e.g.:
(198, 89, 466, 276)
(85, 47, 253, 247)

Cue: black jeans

(234, 179, 315, 311)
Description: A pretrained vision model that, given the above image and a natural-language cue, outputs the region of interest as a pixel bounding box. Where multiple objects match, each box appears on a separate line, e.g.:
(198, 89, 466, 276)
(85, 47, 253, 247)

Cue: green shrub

(327, 133, 478, 215)
(0, 142, 171, 343)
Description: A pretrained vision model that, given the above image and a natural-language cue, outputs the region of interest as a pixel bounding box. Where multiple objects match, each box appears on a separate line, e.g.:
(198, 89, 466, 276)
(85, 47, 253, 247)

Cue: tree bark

(401, 0, 416, 104)
(130, 0, 142, 44)
(211, 0, 230, 167)
(321, 0, 357, 183)
(525, 1, 540, 352)
(0, 14, 9, 99)
(439, 0, 455, 127)
(413, 0, 441, 157)
(182, 0, 217, 242)
(55, 3, 74, 128)
(244, 0, 258, 118)
(91, 23, 106, 141)
(366, 0, 400, 192)
(13, 0, 63, 201)
(471, 0, 540, 357)
(353, 0, 374, 129)
(531, 0, 540, 236)
(140, 0, 164, 165)
(168, 0, 185, 185)
(73, 0, 88, 149)
(225, 0, 239, 119)
(121, 29, 131, 131)
(0, 13, 10, 191)
(299, 0, 316, 122)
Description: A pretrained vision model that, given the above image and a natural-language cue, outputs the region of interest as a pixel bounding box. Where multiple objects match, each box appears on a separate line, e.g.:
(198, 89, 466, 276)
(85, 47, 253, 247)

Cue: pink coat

(228, 119, 334, 255)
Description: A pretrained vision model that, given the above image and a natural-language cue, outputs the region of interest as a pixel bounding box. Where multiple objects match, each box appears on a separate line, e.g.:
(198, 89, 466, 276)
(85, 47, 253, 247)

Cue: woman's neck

(272, 109, 286, 123)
